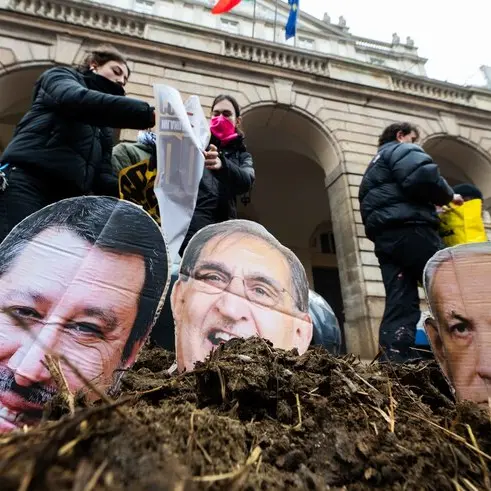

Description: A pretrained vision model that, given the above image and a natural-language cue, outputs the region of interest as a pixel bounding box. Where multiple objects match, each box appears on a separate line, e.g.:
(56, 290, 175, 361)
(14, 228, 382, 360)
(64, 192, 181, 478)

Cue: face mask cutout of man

(0, 196, 170, 432)
(423, 243, 491, 408)
(171, 220, 313, 373)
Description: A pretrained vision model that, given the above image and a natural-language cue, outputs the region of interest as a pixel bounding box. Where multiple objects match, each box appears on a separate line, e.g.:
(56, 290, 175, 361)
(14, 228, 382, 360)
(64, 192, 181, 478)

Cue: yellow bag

(439, 199, 487, 247)
(118, 158, 160, 225)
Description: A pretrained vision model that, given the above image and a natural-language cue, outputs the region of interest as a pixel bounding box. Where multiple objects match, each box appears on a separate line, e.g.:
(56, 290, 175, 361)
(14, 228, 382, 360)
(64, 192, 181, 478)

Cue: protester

(179, 94, 255, 256)
(0, 45, 155, 242)
(111, 94, 255, 256)
(112, 131, 160, 223)
(358, 122, 463, 363)
(438, 183, 487, 247)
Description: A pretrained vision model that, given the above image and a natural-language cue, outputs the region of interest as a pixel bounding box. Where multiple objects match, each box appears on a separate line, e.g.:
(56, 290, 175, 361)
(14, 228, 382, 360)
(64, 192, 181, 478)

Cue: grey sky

(299, 0, 488, 86)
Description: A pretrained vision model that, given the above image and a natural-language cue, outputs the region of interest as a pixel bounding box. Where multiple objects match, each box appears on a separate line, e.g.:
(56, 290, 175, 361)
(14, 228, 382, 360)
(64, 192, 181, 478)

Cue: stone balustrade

(4, 0, 145, 36)
(392, 76, 473, 106)
(223, 40, 330, 77)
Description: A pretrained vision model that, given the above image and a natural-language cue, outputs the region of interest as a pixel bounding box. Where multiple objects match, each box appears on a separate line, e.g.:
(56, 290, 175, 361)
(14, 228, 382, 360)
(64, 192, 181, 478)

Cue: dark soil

(1, 337, 490, 490)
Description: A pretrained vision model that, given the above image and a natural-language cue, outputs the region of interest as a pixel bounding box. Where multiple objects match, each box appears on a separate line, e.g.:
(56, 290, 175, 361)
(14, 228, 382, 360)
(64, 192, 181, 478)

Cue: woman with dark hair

(111, 93, 255, 257)
(178, 93, 255, 256)
(0, 44, 155, 241)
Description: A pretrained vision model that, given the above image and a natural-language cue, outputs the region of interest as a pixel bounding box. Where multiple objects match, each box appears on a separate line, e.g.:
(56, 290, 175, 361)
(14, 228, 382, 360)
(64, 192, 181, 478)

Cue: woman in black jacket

(178, 94, 255, 256)
(0, 45, 155, 242)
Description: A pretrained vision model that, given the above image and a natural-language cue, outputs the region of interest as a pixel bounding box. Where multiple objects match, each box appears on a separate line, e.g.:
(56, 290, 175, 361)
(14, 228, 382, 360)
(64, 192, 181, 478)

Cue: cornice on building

(1, 0, 490, 116)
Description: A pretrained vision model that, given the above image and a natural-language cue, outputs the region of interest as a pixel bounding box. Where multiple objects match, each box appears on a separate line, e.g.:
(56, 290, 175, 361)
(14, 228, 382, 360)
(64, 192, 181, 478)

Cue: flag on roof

(285, 0, 299, 40)
(211, 0, 242, 14)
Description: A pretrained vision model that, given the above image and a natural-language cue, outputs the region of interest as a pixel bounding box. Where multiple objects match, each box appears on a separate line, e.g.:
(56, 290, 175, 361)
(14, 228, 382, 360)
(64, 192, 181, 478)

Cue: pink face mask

(210, 115, 238, 144)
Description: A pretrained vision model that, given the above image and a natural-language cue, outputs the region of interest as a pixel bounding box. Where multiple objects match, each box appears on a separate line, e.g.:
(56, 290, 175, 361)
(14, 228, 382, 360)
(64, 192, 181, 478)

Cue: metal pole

(273, 0, 278, 43)
(294, 1, 299, 47)
(252, 0, 257, 39)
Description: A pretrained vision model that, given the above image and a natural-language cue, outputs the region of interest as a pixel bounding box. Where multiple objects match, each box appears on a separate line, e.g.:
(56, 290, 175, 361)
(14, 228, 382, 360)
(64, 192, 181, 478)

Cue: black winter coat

(1, 66, 155, 196)
(358, 141, 454, 241)
(183, 134, 255, 246)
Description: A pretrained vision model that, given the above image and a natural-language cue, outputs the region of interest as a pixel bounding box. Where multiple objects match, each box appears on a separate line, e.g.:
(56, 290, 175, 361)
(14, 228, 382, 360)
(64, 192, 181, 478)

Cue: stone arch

(238, 102, 342, 250)
(422, 133, 491, 208)
(236, 101, 351, 353)
(0, 34, 92, 150)
(241, 100, 343, 177)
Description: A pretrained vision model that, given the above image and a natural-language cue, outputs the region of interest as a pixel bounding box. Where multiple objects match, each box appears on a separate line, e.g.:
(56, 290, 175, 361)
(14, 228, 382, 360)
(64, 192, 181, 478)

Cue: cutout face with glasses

(171, 221, 313, 373)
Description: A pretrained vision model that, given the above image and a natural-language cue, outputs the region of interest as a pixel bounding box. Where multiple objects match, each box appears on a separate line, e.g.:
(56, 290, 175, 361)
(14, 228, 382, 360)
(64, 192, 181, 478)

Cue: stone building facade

(2, 0, 491, 358)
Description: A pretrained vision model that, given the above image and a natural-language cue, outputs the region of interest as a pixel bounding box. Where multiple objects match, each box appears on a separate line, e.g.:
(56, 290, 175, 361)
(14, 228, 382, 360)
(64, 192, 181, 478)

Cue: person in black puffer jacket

(0, 44, 155, 242)
(358, 122, 463, 363)
(178, 94, 255, 257)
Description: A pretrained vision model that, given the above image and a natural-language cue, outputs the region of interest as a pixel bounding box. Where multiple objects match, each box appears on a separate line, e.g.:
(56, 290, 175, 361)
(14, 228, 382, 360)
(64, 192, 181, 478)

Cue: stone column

(326, 172, 377, 359)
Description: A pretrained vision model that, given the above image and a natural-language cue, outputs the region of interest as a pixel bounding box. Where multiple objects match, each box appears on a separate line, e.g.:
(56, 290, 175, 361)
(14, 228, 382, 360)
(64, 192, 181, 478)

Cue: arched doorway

(0, 64, 51, 152)
(238, 103, 346, 350)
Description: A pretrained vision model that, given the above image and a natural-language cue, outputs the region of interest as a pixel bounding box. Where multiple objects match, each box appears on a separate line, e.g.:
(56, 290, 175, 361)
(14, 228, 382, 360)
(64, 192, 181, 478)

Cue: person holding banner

(111, 94, 254, 257)
(178, 94, 255, 256)
(0, 45, 156, 243)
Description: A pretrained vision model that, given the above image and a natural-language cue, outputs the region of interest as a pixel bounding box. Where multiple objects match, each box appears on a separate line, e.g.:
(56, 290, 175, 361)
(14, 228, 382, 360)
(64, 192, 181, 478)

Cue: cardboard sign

(0, 196, 170, 432)
(153, 85, 210, 264)
(171, 219, 313, 373)
(423, 242, 491, 408)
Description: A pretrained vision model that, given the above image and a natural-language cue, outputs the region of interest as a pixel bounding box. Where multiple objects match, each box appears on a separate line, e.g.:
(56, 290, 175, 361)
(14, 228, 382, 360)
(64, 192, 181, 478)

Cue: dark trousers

(0, 166, 70, 243)
(374, 225, 443, 362)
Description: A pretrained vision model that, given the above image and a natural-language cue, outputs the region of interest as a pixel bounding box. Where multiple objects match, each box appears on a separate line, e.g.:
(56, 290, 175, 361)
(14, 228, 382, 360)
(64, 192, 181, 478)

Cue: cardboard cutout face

(423, 242, 491, 408)
(171, 220, 313, 373)
(0, 196, 170, 432)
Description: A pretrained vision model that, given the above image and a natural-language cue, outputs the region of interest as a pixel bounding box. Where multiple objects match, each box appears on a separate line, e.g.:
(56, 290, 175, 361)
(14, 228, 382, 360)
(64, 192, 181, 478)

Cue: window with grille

(320, 232, 336, 254)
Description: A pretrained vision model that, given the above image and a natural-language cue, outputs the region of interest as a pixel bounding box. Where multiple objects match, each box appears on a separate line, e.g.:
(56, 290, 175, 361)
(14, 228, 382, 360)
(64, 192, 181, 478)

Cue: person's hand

(204, 144, 222, 170)
(452, 193, 464, 206)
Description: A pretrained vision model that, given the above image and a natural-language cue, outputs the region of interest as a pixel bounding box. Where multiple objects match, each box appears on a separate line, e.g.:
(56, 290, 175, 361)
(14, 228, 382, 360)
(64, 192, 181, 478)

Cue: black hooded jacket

(358, 141, 454, 241)
(1, 66, 155, 196)
(179, 134, 255, 254)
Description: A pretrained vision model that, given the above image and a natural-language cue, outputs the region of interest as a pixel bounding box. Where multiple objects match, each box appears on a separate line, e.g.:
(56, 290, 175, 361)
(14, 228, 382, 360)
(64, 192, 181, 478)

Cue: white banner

(153, 85, 210, 265)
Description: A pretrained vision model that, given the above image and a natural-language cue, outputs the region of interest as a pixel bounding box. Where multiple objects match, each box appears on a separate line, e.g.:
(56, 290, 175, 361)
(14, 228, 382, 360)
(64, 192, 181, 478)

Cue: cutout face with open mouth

(172, 220, 313, 373)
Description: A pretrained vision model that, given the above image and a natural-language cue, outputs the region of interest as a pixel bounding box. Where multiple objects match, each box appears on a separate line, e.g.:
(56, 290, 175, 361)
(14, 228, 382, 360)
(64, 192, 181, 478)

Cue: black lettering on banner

(159, 98, 176, 117)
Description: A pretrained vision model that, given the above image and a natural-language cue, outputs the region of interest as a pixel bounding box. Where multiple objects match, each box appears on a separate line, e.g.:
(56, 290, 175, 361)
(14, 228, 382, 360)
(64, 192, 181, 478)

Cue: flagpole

(273, 0, 278, 43)
(252, 0, 257, 39)
(294, 1, 298, 47)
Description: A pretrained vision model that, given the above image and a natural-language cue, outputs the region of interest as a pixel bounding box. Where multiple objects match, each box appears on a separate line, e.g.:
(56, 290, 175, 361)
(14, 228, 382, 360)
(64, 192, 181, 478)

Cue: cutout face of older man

(0, 197, 169, 432)
(171, 220, 313, 372)
(424, 243, 491, 408)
